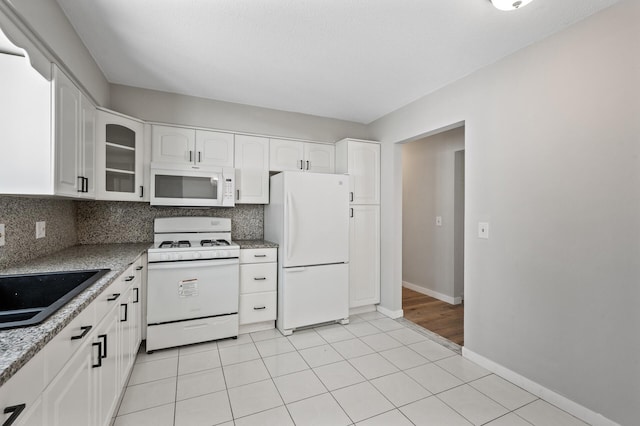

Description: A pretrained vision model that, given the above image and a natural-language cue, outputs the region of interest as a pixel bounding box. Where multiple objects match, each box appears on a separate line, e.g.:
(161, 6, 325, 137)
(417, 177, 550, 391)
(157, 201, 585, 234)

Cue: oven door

(147, 258, 239, 324)
(150, 167, 225, 207)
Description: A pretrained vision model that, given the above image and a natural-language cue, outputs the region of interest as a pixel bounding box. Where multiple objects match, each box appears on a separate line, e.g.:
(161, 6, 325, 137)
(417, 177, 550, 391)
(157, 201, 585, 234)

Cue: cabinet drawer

(44, 300, 96, 384)
(240, 263, 277, 294)
(94, 271, 126, 325)
(239, 292, 277, 325)
(240, 248, 277, 264)
(0, 350, 45, 425)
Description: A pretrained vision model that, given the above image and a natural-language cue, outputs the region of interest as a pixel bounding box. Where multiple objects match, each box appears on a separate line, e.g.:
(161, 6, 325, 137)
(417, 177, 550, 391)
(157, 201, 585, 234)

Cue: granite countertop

(0, 243, 151, 386)
(235, 239, 278, 249)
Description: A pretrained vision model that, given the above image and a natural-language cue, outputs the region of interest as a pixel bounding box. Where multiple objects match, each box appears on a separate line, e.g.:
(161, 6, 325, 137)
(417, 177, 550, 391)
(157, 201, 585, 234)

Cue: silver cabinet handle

(253, 306, 266, 310)
(349, 192, 354, 202)
(140, 186, 144, 198)
(306, 160, 310, 170)
(236, 189, 240, 200)
(254, 254, 267, 258)
(350, 208, 354, 218)
(253, 277, 267, 281)
(3, 403, 26, 425)
(77, 176, 84, 192)
(198, 151, 202, 162)
(189, 150, 193, 162)
(299, 160, 303, 170)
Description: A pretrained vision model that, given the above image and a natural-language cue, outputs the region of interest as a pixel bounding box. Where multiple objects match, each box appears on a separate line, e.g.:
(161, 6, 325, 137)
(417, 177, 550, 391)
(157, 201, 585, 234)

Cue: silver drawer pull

(253, 306, 266, 310)
(253, 277, 267, 281)
(254, 254, 267, 258)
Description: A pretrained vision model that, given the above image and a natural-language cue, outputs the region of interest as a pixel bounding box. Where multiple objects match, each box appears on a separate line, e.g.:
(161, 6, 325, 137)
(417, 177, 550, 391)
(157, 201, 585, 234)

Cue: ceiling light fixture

(491, 0, 534, 11)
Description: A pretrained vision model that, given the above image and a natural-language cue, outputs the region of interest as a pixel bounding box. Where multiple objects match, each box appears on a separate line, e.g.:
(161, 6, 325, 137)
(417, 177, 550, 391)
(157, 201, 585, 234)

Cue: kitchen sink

(0, 269, 110, 330)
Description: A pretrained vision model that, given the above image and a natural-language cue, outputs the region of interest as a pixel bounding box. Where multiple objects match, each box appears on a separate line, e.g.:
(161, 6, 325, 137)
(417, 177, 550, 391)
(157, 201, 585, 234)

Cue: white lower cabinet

(1, 255, 145, 426)
(238, 248, 277, 333)
(349, 205, 381, 308)
(42, 334, 96, 426)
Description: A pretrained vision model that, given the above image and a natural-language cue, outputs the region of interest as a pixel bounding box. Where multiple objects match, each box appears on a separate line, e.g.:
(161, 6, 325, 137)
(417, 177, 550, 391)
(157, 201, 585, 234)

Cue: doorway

(401, 126, 465, 346)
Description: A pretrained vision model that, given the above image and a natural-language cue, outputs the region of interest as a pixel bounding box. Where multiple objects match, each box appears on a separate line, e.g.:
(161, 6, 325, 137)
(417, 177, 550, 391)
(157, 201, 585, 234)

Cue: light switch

(478, 222, 489, 239)
(436, 216, 442, 226)
(36, 221, 46, 239)
(0, 224, 5, 246)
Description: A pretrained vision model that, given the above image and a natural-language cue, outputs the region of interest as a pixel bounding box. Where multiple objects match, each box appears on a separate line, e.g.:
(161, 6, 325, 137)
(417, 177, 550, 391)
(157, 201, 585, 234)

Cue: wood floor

(402, 287, 464, 346)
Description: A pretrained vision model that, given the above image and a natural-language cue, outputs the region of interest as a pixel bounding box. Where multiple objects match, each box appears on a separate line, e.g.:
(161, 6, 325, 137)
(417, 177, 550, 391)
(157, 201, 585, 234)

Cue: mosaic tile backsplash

(76, 201, 264, 244)
(0, 196, 78, 269)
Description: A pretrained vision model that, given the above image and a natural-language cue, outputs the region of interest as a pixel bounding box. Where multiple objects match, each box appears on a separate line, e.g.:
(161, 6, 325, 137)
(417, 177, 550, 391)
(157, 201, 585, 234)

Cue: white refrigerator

(264, 172, 350, 335)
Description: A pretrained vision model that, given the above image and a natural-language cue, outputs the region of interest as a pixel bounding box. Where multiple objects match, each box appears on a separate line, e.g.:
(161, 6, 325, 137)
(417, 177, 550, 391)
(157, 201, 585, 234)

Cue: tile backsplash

(0, 197, 264, 269)
(76, 201, 263, 244)
(0, 196, 78, 269)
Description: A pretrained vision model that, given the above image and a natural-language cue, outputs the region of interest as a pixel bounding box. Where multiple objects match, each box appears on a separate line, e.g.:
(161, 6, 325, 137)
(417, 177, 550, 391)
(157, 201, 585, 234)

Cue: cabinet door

(96, 110, 145, 201)
(151, 125, 195, 165)
(305, 143, 335, 174)
(80, 95, 96, 197)
(270, 139, 303, 172)
(195, 130, 234, 167)
(234, 135, 269, 204)
(53, 66, 81, 197)
(43, 337, 97, 426)
(94, 306, 120, 426)
(349, 205, 380, 308)
(348, 141, 380, 204)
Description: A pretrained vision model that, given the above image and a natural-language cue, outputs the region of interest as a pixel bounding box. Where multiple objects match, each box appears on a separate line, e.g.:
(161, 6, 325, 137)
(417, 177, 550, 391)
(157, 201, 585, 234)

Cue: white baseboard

(238, 321, 275, 335)
(349, 305, 377, 316)
(462, 348, 619, 426)
(403, 281, 462, 305)
(376, 305, 404, 319)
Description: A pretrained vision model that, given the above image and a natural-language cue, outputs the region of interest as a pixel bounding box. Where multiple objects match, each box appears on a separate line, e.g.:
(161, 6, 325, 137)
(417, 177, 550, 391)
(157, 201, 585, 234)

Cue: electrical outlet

(478, 222, 489, 239)
(36, 221, 46, 239)
(436, 216, 442, 226)
(0, 224, 5, 246)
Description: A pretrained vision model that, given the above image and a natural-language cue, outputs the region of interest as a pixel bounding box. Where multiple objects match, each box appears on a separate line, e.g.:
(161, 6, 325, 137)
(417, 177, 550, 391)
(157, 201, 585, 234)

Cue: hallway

(402, 287, 464, 346)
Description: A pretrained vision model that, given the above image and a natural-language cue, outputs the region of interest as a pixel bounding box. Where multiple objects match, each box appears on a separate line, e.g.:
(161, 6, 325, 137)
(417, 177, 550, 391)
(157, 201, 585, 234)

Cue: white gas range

(146, 217, 240, 352)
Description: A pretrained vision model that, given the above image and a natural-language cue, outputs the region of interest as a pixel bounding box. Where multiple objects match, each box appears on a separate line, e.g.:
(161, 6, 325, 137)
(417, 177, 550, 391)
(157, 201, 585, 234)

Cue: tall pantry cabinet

(336, 139, 381, 309)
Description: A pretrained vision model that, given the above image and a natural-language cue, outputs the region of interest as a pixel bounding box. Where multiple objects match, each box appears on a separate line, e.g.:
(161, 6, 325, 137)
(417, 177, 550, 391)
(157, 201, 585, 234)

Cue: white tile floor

(114, 313, 589, 426)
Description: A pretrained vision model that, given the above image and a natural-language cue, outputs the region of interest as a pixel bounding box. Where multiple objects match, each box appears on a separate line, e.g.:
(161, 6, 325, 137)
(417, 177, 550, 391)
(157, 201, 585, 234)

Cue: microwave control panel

(224, 178, 234, 202)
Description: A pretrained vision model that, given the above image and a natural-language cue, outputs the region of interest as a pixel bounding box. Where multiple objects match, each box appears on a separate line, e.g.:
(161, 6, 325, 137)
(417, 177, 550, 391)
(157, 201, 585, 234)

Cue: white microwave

(150, 164, 235, 207)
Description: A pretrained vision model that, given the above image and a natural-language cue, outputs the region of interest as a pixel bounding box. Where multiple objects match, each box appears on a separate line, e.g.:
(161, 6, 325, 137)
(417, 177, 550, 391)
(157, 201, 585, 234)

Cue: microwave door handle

(212, 176, 221, 202)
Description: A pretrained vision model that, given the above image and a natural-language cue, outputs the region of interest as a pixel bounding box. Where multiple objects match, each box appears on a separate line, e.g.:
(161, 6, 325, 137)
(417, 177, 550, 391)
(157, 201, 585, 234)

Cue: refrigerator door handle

(286, 192, 295, 262)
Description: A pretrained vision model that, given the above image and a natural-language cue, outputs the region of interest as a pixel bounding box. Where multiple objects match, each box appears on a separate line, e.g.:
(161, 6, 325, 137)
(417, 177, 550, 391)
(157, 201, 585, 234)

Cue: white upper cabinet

(270, 139, 304, 172)
(336, 139, 380, 205)
(305, 143, 335, 174)
(53, 64, 95, 198)
(151, 125, 194, 165)
(95, 109, 145, 201)
(270, 138, 334, 173)
(196, 130, 234, 167)
(234, 135, 269, 204)
(152, 125, 234, 167)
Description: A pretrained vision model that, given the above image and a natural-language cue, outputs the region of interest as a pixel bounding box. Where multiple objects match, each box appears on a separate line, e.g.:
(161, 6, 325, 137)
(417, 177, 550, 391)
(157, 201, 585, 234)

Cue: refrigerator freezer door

(277, 263, 348, 333)
(283, 173, 349, 267)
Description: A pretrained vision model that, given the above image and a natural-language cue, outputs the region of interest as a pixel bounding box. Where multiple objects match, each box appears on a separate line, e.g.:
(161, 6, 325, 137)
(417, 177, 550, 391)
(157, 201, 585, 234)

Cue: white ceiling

(56, 0, 619, 124)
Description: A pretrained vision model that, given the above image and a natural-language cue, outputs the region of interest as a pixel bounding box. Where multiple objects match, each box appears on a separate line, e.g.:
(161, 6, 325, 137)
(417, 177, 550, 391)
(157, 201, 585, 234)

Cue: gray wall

(402, 127, 464, 301)
(370, 2, 639, 424)
(76, 201, 263, 244)
(0, 196, 77, 269)
(110, 84, 371, 143)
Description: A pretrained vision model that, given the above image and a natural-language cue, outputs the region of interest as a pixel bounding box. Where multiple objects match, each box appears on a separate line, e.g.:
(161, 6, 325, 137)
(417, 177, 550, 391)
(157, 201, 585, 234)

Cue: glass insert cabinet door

(96, 109, 145, 201)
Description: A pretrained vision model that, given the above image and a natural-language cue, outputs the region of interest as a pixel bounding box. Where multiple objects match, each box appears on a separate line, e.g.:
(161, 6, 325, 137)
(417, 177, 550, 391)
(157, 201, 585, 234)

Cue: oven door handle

(147, 259, 239, 269)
